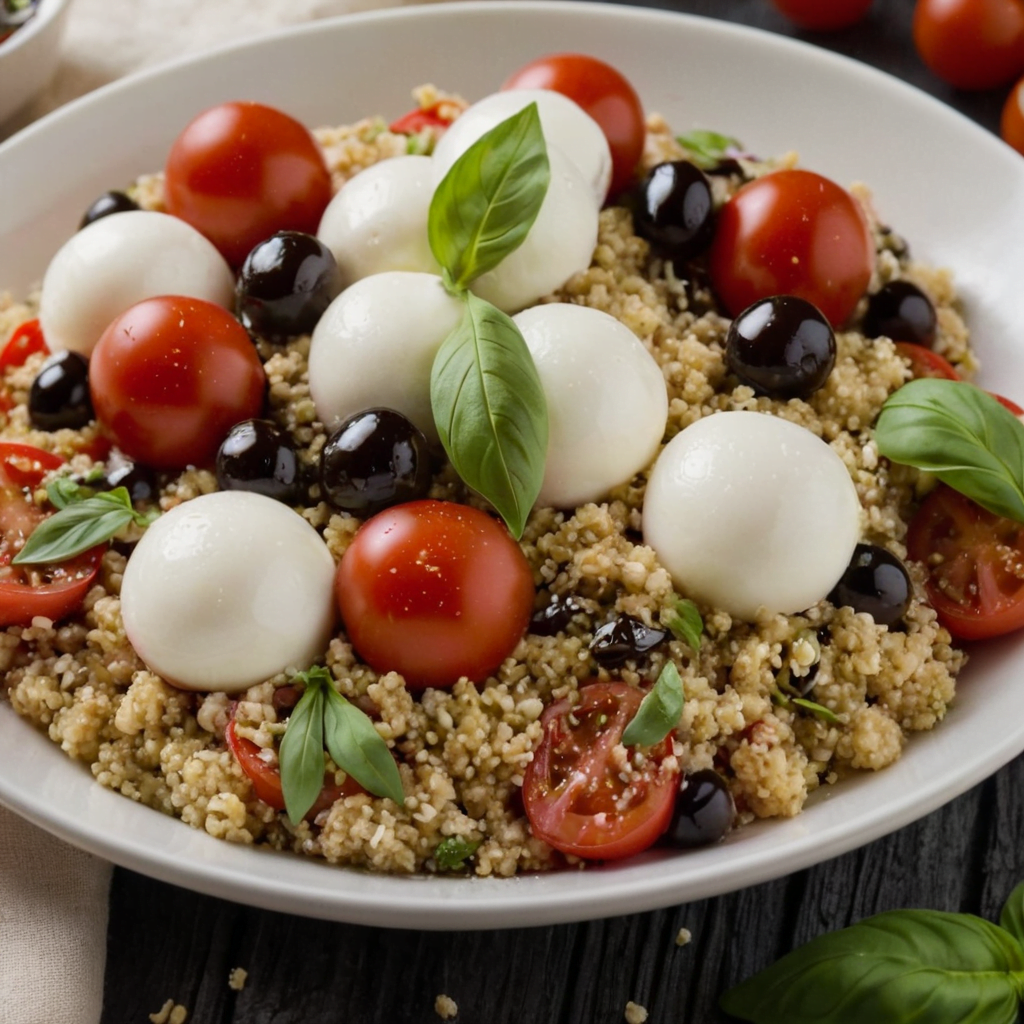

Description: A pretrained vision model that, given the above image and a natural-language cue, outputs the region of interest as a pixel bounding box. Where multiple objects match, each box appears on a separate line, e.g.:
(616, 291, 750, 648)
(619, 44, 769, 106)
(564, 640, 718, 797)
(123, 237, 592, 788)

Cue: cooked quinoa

(0, 89, 968, 876)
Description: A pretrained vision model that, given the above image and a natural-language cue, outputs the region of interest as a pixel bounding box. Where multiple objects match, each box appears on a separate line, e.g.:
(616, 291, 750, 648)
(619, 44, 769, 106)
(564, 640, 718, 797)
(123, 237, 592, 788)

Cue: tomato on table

(502, 53, 645, 198)
(708, 169, 874, 328)
(0, 442, 103, 627)
(0, 319, 49, 371)
(770, 0, 874, 31)
(1001, 74, 1024, 155)
(89, 295, 266, 471)
(895, 341, 961, 381)
(522, 681, 680, 860)
(164, 101, 334, 267)
(335, 500, 535, 690)
(389, 102, 455, 135)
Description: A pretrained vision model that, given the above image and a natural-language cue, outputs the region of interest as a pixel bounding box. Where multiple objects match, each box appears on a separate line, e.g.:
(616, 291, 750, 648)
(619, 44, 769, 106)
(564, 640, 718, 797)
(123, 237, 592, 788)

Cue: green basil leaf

(12, 491, 136, 565)
(720, 908, 1024, 1024)
(676, 129, 743, 169)
(430, 291, 547, 538)
(428, 102, 549, 289)
(323, 685, 405, 806)
(1001, 882, 1024, 947)
(621, 661, 684, 748)
(46, 476, 90, 510)
(876, 379, 1024, 523)
(665, 597, 703, 653)
(792, 697, 841, 725)
(278, 674, 327, 823)
(433, 836, 481, 871)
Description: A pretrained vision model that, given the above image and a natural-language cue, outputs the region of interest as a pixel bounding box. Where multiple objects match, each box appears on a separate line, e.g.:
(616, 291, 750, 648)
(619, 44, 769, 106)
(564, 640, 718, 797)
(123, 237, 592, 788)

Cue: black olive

(320, 408, 432, 517)
(215, 420, 303, 503)
(632, 161, 715, 263)
(28, 351, 93, 431)
(590, 615, 668, 666)
(235, 231, 343, 340)
(828, 543, 912, 628)
(530, 594, 587, 636)
(862, 280, 937, 348)
(100, 451, 158, 504)
(726, 295, 836, 400)
(664, 769, 735, 849)
(78, 190, 140, 230)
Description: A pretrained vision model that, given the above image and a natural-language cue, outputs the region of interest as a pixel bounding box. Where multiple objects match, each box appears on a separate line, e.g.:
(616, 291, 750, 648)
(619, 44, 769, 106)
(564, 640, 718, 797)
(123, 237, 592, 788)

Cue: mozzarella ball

(433, 89, 612, 206)
(121, 491, 336, 693)
(317, 155, 440, 282)
(308, 271, 464, 443)
(642, 412, 862, 620)
(39, 211, 234, 355)
(513, 303, 667, 508)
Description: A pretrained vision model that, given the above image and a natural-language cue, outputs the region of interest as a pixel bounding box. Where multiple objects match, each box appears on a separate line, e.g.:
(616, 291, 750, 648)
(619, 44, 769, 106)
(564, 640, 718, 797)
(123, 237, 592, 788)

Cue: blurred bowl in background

(0, 0, 73, 128)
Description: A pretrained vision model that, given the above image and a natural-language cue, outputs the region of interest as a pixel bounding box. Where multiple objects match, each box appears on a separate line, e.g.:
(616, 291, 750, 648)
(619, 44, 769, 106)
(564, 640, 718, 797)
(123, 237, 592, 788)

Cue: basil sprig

(876, 378, 1024, 523)
(720, 882, 1024, 1023)
(676, 129, 743, 169)
(278, 667, 404, 821)
(621, 661, 684, 748)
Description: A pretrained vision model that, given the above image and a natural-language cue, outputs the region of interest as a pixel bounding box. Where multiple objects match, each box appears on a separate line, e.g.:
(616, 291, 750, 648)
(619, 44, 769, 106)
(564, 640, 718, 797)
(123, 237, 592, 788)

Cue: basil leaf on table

(621, 661, 684, 748)
(875, 378, 1024, 523)
(278, 675, 327, 823)
(428, 101, 550, 290)
(1001, 881, 1024, 946)
(430, 291, 548, 539)
(720, 908, 1024, 1024)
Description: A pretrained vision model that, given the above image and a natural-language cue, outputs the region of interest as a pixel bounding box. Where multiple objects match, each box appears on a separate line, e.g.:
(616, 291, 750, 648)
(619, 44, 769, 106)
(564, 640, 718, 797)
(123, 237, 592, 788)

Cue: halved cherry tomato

(0, 442, 103, 627)
(0, 319, 49, 371)
(907, 483, 1024, 640)
(708, 169, 874, 327)
(389, 102, 454, 135)
(1001, 74, 1024, 154)
(502, 53, 645, 198)
(770, 0, 874, 31)
(895, 341, 961, 380)
(522, 681, 680, 860)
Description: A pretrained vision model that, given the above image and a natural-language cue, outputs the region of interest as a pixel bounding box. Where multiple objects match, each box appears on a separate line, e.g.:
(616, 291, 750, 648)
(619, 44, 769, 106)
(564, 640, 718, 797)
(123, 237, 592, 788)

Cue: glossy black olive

(320, 408, 432, 517)
(632, 161, 715, 263)
(530, 594, 587, 637)
(215, 420, 303, 503)
(28, 351, 93, 430)
(78, 190, 140, 230)
(726, 295, 836, 399)
(235, 231, 344, 340)
(862, 280, 937, 348)
(100, 451, 158, 504)
(590, 615, 668, 666)
(828, 543, 912, 628)
(664, 769, 735, 849)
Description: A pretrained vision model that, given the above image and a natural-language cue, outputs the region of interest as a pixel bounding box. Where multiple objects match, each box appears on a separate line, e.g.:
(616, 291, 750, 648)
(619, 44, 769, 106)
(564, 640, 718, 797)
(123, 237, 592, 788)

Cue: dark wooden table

(100, 2, 1024, 1021)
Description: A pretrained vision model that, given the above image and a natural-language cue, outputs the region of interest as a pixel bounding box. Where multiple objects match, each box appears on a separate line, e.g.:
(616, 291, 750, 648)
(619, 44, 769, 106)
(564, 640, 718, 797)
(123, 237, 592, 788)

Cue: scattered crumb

(675, 927, 693, 947)
(149, 1001, 188, 1024)
(228, 967, 248, 991)
(625, 1001, 649, 1024)
(434, 994, 458, 1019)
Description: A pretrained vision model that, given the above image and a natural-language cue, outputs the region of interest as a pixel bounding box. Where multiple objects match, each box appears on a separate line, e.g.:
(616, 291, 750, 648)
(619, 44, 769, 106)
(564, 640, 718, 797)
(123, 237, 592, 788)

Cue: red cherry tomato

(164, 101, 333, 267)
(708, 169, 874, 327)
(770, 0, 874, 31)
(522, 681, 680, 860)
(895, 341, 961, 380)
(1001, 75, 1024, 154)
(389, 102, 454, 135)
(336, 500, 535, 690)
(913, 0, 1024, 90)
(907, 484, 1024, 639)
(993, 392, 1024, 414)
(0, 443, 103, 627)
(89, 295, 266, 470)
(502, 53, 645, 198)
(0, 319, 49, 371)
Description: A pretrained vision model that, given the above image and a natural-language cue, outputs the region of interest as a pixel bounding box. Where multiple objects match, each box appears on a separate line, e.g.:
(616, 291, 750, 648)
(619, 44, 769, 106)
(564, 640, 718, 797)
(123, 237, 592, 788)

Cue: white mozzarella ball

(433, 89, 612, 207)
(121, 491, 336, 694)
(317, 155, 440, 282)
(308, 271, 464, 442)
(513, 303, 667, 508)
(642, 412, 862, 620)
(468, 147, 598, 314)
(39, 211, 234, 356)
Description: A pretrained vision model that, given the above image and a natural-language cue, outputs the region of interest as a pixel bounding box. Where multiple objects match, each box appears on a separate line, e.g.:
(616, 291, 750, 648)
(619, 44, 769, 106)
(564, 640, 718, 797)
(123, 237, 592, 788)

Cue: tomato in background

(0, 319, 49, 371)
(164, 101, 333, 267)
(912, 0, 1024, 90)
(770, 0, 874, 31)
(1001, 75, 1024, 154)
(336, 500, 534, 690)
(708, 169, 874, 328)
(502, 53, 645, 198)
(89, 295, 266, 470)
(389, 102, 454, 135)
(993, 393, 1024, 415)
(895, 341, 961, 381)
(522, 682, 679, 860)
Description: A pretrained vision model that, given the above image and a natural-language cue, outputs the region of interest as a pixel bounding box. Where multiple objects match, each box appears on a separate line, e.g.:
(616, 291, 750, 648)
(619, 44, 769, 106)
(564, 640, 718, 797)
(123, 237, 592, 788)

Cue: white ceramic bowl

(0, 0, 72, 129)
(1, 0, 1024, 931)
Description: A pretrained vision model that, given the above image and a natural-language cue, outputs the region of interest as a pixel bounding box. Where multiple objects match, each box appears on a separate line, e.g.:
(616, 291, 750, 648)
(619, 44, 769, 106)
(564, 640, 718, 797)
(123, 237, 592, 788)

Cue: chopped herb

(664, 597, 703, 654)
(621, 662, 684, 747)
(434, 836, 481, 871)
(676, 129, 743, 169)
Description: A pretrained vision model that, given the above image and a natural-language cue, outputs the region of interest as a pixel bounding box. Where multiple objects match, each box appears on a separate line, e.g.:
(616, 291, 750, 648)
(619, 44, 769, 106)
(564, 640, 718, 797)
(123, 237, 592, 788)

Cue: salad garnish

(433, 836, 481, 871)
(675, 128, 744, 169)
(621, 662, 684, 748)
(664, 596, 703, 653)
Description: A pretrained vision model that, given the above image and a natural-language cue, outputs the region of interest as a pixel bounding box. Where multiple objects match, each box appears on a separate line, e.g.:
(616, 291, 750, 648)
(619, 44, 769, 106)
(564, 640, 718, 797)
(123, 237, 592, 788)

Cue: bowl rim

(0, 0, 70, 57)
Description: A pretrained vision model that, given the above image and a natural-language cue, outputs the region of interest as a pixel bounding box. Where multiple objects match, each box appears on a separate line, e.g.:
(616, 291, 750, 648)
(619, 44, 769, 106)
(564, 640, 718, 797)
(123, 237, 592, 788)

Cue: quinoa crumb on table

(0, 88, 970, 877)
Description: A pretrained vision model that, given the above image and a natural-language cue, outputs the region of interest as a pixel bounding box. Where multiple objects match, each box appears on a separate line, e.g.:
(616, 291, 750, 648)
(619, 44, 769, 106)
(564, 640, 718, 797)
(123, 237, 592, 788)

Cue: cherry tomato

(913, 0, 1024, 90)
(993, 392, 1024, 415)
(336, 500, 535, 690)
(0, 319, 49, 371)
(770, 0, 874, 31)
(89, 295, 266, 470)
(164, 101, 333, 267)
(522, 681, 680, 860)
(0, 442, 103, 627)
(907, 484, 1024, 639)
(502, 53, 645, 198)
(389, 102, 454, 135)
(1001, 74, 1024, 154)
(708, 169, 874, 327)
(895, 341, 961, 380)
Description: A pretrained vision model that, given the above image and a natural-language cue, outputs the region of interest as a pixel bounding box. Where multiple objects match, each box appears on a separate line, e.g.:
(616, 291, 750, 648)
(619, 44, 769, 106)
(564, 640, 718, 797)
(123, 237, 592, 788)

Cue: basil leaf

(12, 490, 137, 564)
(792, 697, 840, 725)
(46, 476, 90, 510)
(1001, 882, 1024, 946)
(323, 685, 405, 806)
(621, 662, 684, 748)
(434, 836, 481, 871)
(278, 675, 327, 823)
(428, 102, 549, 289)
(430, 291, 547, 538)
(665, 597, 703, 653)
(720, 909, 1024, 1024)
(676, 129, 743, 169)
(876, 379, 1024, 523)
